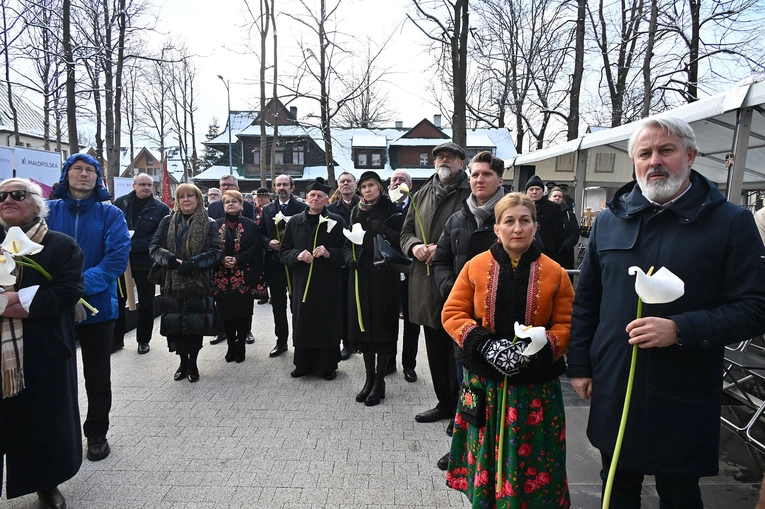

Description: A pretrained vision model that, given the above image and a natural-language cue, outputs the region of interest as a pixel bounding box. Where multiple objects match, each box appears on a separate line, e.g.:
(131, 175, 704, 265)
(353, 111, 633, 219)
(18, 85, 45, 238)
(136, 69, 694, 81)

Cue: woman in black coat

(0, 178, 84, 509)
(343, 171, 403, 406)
(150, 183, 221, 383)
(549, 186, 580, 269)
(214, 190, 261, 363)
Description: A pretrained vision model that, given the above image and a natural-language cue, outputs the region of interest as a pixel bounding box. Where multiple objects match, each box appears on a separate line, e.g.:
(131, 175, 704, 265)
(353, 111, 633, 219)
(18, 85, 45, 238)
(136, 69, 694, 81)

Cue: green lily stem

(407, 192, 430, 276)
(275, 225, 292, 295)
(16, 256, 98, 315)
(352, 244, 365, 332)
(302, 222, 322, 303)
(497, 334, 520, 488)
(603, 268, 651, 509)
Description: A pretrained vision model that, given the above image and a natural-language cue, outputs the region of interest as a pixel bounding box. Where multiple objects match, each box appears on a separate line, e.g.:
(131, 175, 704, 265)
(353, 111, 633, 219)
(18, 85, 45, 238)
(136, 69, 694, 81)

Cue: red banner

(161, 156, 172, 207)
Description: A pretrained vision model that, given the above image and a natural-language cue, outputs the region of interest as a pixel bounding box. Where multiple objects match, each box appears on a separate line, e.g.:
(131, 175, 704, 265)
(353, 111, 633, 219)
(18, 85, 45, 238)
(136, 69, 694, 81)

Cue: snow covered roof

(351, 135, 387, 148)
(207, 111, 259, 145)
(0, 82, 53, 138)
(192, 166, 243, 181)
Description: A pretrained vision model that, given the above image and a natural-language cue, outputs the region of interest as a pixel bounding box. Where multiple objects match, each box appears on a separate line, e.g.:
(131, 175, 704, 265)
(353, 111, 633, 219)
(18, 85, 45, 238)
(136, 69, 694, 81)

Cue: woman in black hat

(344, 171, 403, 406)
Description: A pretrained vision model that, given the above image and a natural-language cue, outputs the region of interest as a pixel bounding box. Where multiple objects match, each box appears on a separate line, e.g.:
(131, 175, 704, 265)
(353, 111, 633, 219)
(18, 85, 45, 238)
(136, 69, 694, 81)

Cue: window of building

(594, 152, 616, 173)
(275, 148, 284, 165)
(420, 153, 428, 166)
(25, 143, 31, 147)
(357, 153, 368, 167)
(145, 155, 154, 165)
(62, 150, 68, 158)
(371, 153, 381, 166)
(295, 145, 305, 165)
(252, 148, 260, 165)
(555, 153, 574, 172)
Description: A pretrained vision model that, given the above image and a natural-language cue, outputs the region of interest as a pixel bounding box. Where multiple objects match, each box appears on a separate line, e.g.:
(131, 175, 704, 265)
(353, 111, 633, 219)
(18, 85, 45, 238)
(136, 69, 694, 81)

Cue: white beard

(437, 166, 453, 181)
(637, 166, 689, 202)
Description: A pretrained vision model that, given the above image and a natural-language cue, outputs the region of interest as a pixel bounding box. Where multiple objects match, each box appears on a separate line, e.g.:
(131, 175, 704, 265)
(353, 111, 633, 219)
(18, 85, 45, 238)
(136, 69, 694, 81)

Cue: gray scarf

(466, 187, 506, 227)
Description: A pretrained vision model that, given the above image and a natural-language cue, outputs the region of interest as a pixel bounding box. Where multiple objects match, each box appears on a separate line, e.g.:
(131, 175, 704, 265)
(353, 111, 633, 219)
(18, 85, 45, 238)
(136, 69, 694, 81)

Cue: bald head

(133, 173, 154, 199)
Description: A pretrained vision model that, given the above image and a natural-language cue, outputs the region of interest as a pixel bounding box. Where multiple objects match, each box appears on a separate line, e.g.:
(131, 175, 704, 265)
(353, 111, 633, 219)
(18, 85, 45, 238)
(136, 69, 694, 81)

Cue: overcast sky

(153, 0, 441, 138)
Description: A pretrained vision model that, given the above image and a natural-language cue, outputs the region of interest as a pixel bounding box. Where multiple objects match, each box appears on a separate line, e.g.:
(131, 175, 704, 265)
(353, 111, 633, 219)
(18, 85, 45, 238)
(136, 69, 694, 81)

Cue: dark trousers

(423, 324, 458, 413)
(224, 317, 251, 343)
(339, 267, 350, 348)
(77, 320, 114, 438)
(268, 259, 291, 345)
(390, 277, 420, 370)
(600, 453, 703, 509)
(114, 269, 156, 344)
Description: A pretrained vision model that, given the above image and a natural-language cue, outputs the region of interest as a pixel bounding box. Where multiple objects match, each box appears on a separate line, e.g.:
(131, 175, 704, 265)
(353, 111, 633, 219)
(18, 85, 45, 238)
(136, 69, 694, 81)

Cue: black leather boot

(364, 375, 386, 406)
(235, 339, 246, 363)
(356, 372, 375, 402)
(225, 337, 235, 362)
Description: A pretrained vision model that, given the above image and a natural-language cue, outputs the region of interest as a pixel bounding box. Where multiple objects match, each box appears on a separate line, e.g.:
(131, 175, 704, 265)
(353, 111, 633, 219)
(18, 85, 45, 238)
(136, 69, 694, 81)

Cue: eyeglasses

(435, 154, 457, 163)
(69, 166, 97, 175)
(0, 190, 37, 202)
(223, 200, 240, 205)
(220, 183, 236, 189)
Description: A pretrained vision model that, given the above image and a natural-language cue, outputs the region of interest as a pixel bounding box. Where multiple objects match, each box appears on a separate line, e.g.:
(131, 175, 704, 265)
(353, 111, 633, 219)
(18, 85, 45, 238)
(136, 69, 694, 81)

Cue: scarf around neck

(466, 187, 505, 227)
(1, 217, 49, 398)
(164, 207, 210, 299)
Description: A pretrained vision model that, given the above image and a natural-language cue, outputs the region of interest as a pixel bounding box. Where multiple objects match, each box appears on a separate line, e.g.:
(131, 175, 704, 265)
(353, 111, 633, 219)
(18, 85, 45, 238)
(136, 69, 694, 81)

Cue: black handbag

(373, 233, 412, 273)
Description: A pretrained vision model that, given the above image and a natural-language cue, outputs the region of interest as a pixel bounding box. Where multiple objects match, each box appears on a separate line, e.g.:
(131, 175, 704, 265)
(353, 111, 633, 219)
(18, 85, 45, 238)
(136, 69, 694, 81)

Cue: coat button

(702, 340, 709, 347)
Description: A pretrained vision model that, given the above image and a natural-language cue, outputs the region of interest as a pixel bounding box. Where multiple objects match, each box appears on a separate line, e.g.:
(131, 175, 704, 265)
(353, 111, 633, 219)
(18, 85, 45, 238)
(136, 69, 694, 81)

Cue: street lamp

(217, 74, 233, 175)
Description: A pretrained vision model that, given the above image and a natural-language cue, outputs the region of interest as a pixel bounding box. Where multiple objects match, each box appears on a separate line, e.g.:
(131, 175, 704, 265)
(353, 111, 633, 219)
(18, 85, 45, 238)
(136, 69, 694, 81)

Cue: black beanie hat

(525, 175, 545, 191)
(307, 177, 331, 195)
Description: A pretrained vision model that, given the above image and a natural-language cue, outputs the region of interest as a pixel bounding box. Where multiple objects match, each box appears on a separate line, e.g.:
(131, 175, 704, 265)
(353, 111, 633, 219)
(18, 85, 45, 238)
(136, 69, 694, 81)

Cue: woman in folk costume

(150, 183, 221, 383)
(343, 170, 403, 406)
(442, 192, 574, 508)
(0, 178, 84, 509)
(213, 190, 261, 363)
(280, 177, 346, 380)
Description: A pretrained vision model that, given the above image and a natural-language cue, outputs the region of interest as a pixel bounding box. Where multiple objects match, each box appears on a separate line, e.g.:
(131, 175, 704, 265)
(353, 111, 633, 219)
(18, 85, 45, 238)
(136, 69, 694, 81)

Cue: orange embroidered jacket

(442, 246, 574, 383)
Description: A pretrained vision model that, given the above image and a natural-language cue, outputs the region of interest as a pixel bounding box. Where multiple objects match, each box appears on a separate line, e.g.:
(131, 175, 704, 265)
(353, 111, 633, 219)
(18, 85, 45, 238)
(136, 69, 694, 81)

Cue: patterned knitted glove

(479, 338, 529, 377)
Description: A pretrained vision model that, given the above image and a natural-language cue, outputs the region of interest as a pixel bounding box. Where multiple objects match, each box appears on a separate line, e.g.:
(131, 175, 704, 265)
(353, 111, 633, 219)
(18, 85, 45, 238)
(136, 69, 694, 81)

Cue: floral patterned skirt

(446, 373, 570, 508)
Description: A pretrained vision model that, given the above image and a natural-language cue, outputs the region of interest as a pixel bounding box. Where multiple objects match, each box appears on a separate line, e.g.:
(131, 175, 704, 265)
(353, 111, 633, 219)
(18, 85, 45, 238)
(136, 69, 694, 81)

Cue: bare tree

(283, 0, 389, 188)
(1, 0, 26, 146)
(337, 42, 395, 128)
(62, 0, 79, 152)
(408, 0, 469, 148)
(568, 0, 585, 139)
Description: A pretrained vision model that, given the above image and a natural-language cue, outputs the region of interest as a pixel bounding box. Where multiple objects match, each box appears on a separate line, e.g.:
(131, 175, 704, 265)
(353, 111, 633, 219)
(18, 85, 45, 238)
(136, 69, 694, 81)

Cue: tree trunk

(450, 0, 468, 149)
(2, 3, 20, 147)
(63, 0, 79, 153)
(319, 0, 336, 188)
(641, 0, 658, 117)
(687, 0, 700, 102)
(568, 0, 586, 140)
(269, 0, 278, 189)
(102, 0, 115, 192)
(259, 0, 270, 188)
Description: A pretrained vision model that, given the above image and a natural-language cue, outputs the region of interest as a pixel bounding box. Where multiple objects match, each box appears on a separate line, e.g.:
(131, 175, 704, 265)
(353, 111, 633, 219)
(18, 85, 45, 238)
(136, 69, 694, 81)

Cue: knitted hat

(525, 175, 545, 191)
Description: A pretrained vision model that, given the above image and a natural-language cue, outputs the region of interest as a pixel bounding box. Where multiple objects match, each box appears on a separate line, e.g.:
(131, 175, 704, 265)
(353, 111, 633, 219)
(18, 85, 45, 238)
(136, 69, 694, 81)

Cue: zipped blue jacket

(47, 154, 130, 324)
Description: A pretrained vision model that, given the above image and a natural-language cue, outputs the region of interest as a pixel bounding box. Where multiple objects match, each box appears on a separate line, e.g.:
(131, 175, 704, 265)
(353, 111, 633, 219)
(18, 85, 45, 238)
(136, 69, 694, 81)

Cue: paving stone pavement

(3, 301, 764, 508)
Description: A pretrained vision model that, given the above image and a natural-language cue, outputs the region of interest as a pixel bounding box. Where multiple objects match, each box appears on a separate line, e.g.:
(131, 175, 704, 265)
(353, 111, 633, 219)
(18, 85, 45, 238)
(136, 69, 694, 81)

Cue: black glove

(369, 219, 387, 236)
(177, 260, 195, 276)
(479, 338, 529, 377)
(169, 258, 181, 270)
(346, 258, 359, 270)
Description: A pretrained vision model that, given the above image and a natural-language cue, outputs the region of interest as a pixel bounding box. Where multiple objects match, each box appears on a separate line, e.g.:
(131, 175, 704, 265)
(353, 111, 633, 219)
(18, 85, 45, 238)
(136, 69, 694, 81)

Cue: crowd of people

(1, 116, 765, 509)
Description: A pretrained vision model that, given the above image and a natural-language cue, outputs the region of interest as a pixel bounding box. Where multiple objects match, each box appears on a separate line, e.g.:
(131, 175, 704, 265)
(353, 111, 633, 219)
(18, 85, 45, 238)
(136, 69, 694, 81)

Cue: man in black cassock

(280, 177, 347, 380)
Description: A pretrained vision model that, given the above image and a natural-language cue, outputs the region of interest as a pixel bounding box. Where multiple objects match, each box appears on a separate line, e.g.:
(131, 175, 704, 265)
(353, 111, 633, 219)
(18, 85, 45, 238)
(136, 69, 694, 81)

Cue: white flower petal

(514, 321, 548, 356)
(388, 187, 404, 203)
(343, 223, 366, 245)
(0, 294, 8, 314)
(0, 255, 16, 286)
(2, 227, 43, 256)
(399, 183, 410, 194)
(628, 266, 685, 304)
(325, 217, 338, 233)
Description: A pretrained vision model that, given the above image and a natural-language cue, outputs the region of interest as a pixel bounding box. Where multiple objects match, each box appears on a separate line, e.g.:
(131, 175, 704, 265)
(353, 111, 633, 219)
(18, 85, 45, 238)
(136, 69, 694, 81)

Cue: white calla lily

(0, 254, 16, 286)
(398, 183, 410, 194)
(628, 266, 684, 304)
(343, 223, 366, 245)
(2, 227, 43, 256)
(388, 186, 405, 203)
(274, 211, 292, 225)
(514, 321, 548, 356)
(325, 217, 338, 233)
(0, 294, 8, 314)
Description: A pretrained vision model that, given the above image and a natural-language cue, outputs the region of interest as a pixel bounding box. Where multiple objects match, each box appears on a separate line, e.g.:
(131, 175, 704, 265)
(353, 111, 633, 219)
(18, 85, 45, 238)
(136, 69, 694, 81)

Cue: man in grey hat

(401, 141, 471, 425)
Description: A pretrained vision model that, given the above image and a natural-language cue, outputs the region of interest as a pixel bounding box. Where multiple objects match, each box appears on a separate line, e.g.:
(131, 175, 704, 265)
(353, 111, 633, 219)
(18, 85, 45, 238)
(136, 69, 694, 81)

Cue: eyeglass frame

(435, 153, 458, 163)
(0, 190, 38, 202)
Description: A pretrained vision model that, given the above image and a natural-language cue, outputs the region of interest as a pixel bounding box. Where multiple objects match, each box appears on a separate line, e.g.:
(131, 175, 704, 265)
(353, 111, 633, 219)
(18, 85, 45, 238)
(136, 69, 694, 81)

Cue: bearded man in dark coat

(0, 178, 85, 509)
(280, 177, 347, 380)
(568, 117, 765, 508)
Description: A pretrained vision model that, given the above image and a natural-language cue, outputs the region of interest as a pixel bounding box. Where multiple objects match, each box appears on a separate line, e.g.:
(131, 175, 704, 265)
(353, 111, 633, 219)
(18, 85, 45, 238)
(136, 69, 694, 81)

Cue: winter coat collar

(607, 170, 725, 223)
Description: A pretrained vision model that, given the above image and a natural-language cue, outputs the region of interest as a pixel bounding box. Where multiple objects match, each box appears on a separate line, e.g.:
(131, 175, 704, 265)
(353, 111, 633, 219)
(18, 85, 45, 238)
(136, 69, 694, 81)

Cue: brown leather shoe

(37, 486, 66, 508)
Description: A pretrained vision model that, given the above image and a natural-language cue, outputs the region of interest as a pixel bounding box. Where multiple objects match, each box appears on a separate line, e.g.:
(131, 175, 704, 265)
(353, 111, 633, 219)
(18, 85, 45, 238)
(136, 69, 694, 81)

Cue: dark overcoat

(280, 209, 346, 349)
(114, 191, 171, 271)
(343, 197, 403, 346)
(258, 197, 308, 267)
(0, 230, 84, 498)
(213, 215, 262, 319)
(149, 213, 222, 338)
(568, 171, 765, 476)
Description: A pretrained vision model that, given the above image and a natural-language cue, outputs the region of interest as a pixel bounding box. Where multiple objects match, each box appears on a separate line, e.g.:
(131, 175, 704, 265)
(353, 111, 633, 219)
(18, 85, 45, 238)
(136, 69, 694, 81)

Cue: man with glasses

(258, 175, 307, 357)
(48, 154, 131, 463)
(401, 141, 470, 426)
(113, 173, 170, 354)
(207, 188, 221, 204)
(207, 175, 255, 221)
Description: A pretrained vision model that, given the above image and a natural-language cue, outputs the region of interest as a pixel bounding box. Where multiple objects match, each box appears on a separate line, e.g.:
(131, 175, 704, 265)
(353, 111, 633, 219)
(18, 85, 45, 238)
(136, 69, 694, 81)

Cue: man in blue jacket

(569, 117, 765, 508)
(113, 172, 170, 354)
(48, 154, 131, 462)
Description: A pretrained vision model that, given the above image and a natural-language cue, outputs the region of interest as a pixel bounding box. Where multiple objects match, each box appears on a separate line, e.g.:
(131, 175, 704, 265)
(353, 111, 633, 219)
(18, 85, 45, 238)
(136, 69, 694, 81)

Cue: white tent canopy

(509, 76, 765, 208)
